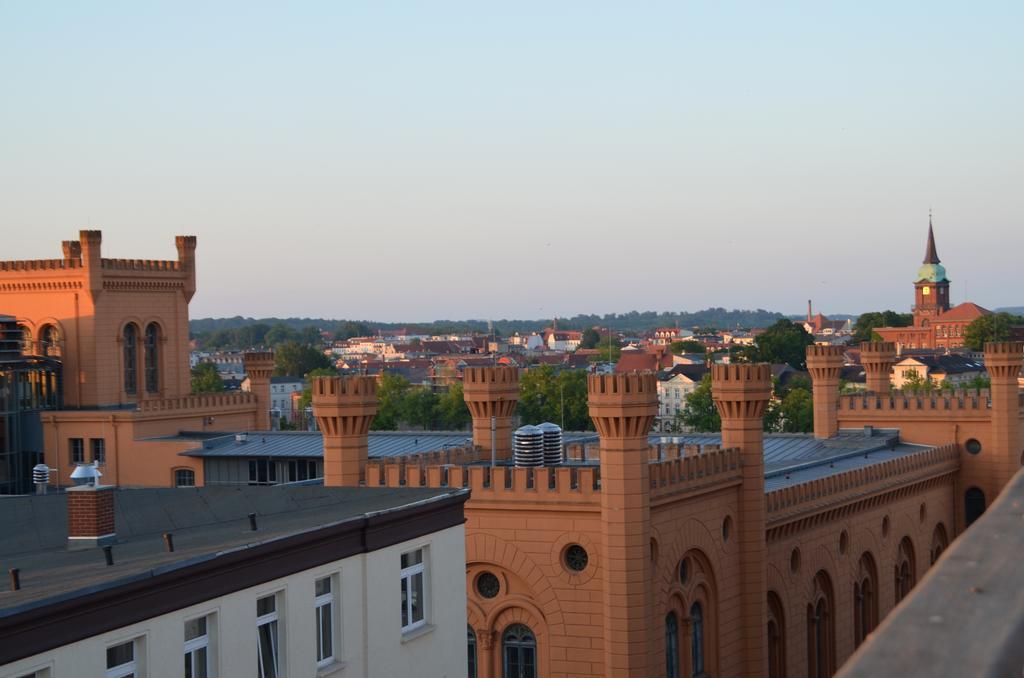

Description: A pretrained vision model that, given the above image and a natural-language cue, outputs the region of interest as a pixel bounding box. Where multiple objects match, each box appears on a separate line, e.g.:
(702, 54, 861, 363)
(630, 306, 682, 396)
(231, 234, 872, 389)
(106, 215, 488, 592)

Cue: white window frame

(315, 575, 337, 667)
(184, 614, 210, 678)
(105, 638, 138, 678)
(400, 548, 427, 633)
(257, 594, 281, 678)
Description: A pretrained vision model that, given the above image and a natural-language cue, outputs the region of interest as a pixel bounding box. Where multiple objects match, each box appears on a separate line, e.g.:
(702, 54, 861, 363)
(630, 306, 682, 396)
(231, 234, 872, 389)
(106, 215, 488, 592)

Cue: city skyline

(3, 2, 1022, 321)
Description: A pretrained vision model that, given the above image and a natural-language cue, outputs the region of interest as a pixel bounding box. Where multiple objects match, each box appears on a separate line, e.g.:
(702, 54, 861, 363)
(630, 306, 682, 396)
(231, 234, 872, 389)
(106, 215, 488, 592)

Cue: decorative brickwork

(462, 366, 519, 459)
(860, 341, 897, 394)
(313, 376, 378, 487)
(807, 345, 845, 439)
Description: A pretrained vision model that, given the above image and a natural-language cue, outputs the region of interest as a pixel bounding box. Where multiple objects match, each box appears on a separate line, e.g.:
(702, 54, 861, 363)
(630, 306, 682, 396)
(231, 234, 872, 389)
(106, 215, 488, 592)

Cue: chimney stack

(67, 485, 116, 551)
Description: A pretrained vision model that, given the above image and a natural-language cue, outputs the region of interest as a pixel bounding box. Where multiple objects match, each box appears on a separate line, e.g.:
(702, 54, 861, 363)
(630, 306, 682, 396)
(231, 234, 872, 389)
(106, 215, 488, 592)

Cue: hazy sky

(2, 2, 1021, 321)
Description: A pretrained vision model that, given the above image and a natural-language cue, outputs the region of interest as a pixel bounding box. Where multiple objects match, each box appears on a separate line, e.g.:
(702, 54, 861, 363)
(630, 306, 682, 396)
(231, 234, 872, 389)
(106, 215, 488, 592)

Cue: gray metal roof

(180, 429, 937, 492)
(181, 430, 601, 460)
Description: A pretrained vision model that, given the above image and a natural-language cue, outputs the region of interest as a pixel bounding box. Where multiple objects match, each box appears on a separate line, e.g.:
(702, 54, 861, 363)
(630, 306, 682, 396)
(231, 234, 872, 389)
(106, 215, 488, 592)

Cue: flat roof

(179, 430, 600, 460)
(0, 484, 465, 612)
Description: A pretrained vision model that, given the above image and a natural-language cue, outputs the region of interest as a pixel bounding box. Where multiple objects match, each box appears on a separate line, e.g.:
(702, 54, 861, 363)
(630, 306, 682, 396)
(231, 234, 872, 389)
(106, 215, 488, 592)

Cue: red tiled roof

(938, 302, 991, 322)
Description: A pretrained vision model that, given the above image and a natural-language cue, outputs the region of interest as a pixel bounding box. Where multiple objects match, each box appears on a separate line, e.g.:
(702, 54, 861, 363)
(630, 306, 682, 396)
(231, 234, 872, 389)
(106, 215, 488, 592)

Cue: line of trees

(675, 373, 814, 434)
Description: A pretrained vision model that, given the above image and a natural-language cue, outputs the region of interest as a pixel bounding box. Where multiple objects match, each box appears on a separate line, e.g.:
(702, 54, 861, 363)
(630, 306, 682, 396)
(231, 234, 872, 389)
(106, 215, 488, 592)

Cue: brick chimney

(67, 485, 116, 550)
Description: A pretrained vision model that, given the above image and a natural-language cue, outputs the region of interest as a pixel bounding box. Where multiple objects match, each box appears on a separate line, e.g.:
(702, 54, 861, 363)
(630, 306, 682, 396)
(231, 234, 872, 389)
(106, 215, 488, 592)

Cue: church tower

(913, 217, 950, 327)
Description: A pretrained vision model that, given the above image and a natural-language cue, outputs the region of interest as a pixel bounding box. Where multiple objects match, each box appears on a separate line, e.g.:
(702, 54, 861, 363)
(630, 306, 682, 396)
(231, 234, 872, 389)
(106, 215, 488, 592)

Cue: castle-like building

(874, 221, 993, 351)
(2, 229, 1022, 678)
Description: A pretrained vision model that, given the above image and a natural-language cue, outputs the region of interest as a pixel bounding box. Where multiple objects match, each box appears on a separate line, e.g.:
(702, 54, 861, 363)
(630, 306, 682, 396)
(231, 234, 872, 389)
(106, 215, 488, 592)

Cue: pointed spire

(923, 212, 940, 264)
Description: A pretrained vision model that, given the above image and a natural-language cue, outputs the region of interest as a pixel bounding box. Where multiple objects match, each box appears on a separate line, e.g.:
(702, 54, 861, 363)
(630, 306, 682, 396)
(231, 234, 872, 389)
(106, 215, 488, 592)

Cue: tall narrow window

(767, 592, 786, 678)
(807, 571, 834, 678)
(400, 549, 426, 633)
(144, 322, 160, 394)
(40, 324, 61, 357)
(123, 324, 138, 395)
(690, 602, 705, 677)
(502, 624, 536, 678)
(69, 438, 84, 464)
(184, 616, 209, 678)
(965, 487, 986, 527)
(91, 438, 106, 464)
(665, 613, 679, 678)
(257, 594, 280, 678)
(894, 538, 916, 605)
(106, 639, 137, 678)
(854, 553, 878, 647)
(468, 626, 478, 678)
(315, 576, 335, 667)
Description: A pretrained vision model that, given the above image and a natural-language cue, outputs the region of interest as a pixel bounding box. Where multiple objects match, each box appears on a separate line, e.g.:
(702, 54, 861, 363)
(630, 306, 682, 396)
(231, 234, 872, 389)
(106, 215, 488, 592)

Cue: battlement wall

(838, 389, 993, 415)
(136, 391, 258, 414)
(366, 460, 601, 506)
(648, 446, 742, 498)
(0, 258, 82, 272)
(101, 258, 183, 272)
(765, 443, 959, 526)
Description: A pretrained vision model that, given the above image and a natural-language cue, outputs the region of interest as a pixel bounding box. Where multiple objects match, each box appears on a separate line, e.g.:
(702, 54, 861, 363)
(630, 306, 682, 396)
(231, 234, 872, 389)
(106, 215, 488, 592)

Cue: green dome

(917, 263, 947, 283)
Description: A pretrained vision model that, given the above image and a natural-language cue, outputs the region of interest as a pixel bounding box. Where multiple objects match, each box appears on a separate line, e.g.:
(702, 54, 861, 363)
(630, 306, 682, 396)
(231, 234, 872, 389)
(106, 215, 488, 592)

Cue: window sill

(400, 623, 435, 644)
(317, 660, 347, 677)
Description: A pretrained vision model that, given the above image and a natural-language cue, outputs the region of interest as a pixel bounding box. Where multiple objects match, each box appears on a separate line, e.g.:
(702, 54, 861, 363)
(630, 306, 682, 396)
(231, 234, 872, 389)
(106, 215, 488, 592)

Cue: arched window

(175, 469, 196, 487)
(807, 571, 834, 678)
(144, 322, 160, 394)
(467, 626, 477, 678)
(894, 537, 916, 604)
(854, 553, 878, 646)
(18, 325, 32, 355)
(123, 324, 139, 394)
(690, 602, 705, 676)
(665, 613, 679, 678)
(39, 324, 61, 357)
(502, 624, 536, 678)
(930, 524, 949, 564)
(767, 592, 786, 678)
(965, 487, 986, 527)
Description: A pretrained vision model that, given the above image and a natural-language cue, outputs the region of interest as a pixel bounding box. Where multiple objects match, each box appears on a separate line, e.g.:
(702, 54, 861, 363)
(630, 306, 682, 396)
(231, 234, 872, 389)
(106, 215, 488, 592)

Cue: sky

(1, 2, 1021, 321)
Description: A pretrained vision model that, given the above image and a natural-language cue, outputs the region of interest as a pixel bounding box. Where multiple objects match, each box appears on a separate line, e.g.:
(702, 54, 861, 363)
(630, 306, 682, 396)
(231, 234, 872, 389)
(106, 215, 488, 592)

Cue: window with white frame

(184, 615, 210, 678)
(106, 639, 138, 678)
(315, 576, 336, 666)
(257, 594, 280, 678)
(400, 549, 427, 633)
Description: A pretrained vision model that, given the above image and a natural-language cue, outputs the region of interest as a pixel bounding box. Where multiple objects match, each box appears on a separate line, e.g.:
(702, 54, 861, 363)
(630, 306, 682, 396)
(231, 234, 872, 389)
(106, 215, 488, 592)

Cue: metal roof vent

(538, 422, 563, 465)
(235, 432, 248, 444)
(69, 461, 102, 487)
(513, 425, 544, 468)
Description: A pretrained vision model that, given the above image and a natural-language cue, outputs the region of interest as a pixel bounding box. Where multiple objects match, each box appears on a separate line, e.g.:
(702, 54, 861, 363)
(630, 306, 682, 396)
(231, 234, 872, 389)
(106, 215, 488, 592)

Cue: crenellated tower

(243, 351, 275, 431)
(807, 345, 845, 439)
(712, 363, 772, 678)
(175, 235, 197, 302)
(313, 376, 378, 487)
(588, 372, 658, 677)
(462, 366, 519, 459)
(860, 341, 897, 394)
(984, 342, 1023, 493)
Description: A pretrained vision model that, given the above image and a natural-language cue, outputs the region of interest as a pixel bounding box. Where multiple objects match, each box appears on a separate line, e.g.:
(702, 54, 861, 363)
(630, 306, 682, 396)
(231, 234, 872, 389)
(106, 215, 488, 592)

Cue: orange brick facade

(1, 231, 267, 487)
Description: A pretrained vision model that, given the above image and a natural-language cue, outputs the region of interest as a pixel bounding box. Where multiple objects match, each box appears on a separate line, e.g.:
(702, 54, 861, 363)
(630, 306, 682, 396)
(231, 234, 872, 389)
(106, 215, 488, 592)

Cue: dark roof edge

(0, 489, 469, 665)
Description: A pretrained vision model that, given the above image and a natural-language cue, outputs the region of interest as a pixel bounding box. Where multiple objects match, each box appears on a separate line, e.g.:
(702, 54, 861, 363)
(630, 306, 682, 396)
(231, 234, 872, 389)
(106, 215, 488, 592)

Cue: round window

(476, 572, 500, 599)
(965, 439, 982, 455)
(565, 544, 589, 572)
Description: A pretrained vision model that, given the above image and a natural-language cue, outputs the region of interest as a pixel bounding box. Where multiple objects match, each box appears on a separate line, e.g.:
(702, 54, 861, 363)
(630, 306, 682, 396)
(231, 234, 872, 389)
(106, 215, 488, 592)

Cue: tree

(264, 323, 299, 346)
(372, 372, 411, 430)
(580, 327, 602, 349)
(334, 321, 374, 340)
(676, 374, 720, 432)
(851, 311, 913, 344)
(518, 366, 593, 430)
(190, 362, 224, 394)
(901, 370, 935, 394)
(435, 382, 472, 430)
(746, 320, 814, 370)
(274, 341, 331, 377)
(669, 339, 706, 355)
(400, 387, 441, 429)
(963, 313, 1024, 351)
(777, 388, 814, 433)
